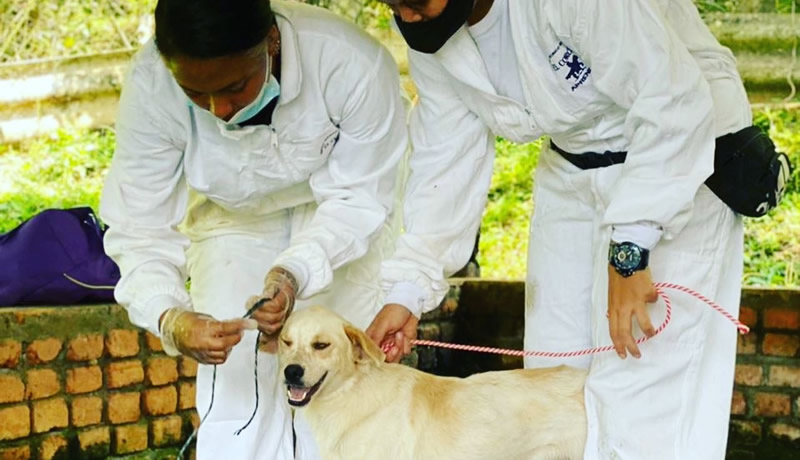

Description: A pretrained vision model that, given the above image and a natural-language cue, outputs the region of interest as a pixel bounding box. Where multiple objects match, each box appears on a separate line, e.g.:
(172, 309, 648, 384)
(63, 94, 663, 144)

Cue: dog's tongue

(288, 386, 309, 402)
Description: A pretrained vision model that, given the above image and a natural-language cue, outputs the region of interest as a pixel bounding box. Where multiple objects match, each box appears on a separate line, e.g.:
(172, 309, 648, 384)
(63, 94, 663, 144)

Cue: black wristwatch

(608, 241, 650, 278)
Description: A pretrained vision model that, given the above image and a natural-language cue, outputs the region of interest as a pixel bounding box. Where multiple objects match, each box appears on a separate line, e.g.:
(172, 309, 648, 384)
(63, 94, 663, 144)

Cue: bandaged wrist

(159, 307, 191, 357)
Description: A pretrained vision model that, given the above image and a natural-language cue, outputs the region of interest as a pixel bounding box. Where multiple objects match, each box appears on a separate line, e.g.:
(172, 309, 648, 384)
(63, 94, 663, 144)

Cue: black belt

(550, 141, 627, 169)
(549, 127, 793, 218)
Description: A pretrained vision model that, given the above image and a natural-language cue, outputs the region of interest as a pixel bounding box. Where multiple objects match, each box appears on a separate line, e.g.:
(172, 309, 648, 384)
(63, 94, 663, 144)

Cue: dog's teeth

(288, 387, 310, 402)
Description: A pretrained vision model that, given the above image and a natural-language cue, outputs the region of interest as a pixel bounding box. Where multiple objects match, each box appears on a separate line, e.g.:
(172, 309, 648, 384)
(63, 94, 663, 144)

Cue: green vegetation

(1, 109, 797, 286)
(0, 128, 114, 230)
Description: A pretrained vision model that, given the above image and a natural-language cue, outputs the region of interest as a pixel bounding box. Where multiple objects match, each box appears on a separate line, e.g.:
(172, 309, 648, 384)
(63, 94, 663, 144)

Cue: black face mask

(395, 0, 474, 54)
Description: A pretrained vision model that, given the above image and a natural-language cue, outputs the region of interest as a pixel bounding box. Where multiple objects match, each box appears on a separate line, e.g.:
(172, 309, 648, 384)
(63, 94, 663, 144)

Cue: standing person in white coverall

(100, 0, 408, 458)
(371, 1, 790, 459)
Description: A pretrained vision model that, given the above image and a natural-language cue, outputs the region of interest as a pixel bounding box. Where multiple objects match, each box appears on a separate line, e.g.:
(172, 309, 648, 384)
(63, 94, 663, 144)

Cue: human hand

(607, 265, 658, 359)
(159, 308, 256, 365)
(245, 267, 298, 338)
(365, 303, 418, 363)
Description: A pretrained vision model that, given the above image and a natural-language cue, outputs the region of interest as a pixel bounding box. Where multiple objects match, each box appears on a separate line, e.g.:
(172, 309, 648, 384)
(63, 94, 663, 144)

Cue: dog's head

(277, 306, 385, 408)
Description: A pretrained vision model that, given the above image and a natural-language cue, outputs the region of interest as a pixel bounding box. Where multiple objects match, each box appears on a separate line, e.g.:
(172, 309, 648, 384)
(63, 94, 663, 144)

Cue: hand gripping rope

(401, 283, 749, 358)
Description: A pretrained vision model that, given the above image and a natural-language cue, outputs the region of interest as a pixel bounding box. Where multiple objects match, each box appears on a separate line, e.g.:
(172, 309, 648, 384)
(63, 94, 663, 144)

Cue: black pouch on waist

(706, 126, 793, 218)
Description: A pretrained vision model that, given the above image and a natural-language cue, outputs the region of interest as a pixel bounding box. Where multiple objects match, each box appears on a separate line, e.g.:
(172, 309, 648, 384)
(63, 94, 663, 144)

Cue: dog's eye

(281, 339, 292, 347)
(312, 342, 330, 351)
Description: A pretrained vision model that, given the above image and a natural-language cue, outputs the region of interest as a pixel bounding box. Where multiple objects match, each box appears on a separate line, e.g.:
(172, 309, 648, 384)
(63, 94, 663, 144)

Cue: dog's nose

(284, 364, 305, 384)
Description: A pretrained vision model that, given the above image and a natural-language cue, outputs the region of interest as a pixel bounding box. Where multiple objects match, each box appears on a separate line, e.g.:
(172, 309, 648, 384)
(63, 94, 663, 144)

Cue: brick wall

(0, 282, 797, 459)
(0, 306, 198, 459)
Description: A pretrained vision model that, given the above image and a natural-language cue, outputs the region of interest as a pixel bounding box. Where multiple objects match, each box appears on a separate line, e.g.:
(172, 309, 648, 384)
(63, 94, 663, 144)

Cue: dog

(277, 306, 587, 460)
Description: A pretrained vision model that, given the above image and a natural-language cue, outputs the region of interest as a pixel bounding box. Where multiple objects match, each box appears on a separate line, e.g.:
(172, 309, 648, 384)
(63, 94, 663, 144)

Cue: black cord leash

(178, 299, 269, 459)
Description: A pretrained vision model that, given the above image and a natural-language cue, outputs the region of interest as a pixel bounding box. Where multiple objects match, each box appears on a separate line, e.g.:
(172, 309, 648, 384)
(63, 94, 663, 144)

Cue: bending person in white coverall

(369, 1, 777, 459)
(100, 1, 408, 458)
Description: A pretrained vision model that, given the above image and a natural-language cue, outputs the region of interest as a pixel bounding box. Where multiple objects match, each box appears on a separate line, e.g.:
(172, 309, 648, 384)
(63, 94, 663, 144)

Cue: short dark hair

(154, 0, 275, 59)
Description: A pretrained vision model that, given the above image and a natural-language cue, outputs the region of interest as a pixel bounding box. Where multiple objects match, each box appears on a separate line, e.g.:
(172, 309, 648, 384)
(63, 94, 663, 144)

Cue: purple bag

(0, 207, 120, 306)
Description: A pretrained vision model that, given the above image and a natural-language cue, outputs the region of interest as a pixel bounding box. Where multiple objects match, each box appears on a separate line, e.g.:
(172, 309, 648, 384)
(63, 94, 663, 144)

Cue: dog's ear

(344, 324, 384, 365)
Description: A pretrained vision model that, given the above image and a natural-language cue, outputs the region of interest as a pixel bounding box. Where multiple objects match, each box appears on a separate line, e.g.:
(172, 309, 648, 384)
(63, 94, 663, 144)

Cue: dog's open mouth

(286, 372, 327, 407)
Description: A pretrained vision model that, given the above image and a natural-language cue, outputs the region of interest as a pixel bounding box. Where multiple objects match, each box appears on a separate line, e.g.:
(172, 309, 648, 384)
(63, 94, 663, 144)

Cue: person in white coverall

(369, 1, 764, 459)
(100, 0, 407, 458)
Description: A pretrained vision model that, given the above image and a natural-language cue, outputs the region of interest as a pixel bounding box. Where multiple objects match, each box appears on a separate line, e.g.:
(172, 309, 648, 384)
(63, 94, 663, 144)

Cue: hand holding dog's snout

(607, 265, 658, 360)
(366, 304, 418, 363)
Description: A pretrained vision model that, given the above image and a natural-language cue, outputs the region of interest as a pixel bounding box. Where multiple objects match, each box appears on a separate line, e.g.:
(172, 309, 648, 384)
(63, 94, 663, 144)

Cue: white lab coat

(382, 0, 749, 459)
(381, 0, 750, 315)
(100, 1, 408, 459)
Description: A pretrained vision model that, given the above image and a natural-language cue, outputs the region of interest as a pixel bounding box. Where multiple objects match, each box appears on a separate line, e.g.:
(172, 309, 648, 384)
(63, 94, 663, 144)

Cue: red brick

(734, 364, 763, 386)
(0, 340, 22, 368)
(114, 423, 148, 454)
(143, 386, 178, 416)
(731, 390, 747, 415)
(66, 365, 102, 394)
(108, 392, 141, 425)
(0, 405, 30, 440)
(71, 396, 103, 427)
(178, 382, 196, 410)
(145, 332, 164, 352)
(180, 356, 198, 378)
(25, 369, 60, 400)
(762, 333, 800, 357)
(106, 330, 140, 358)
(737, 333, 758, 355)
(107, 360, 144, 389)
(39, 434, 68, 460)
(0, 373, 25, 403)
(78, 426, 110, 457)
(26, 339, 62, 365)
(66, 335, 104, 362)
(0, 445, 30, 460)
(738, 306, 758, 328)
(32, 398, 68, 433)
(754, 392, 791, 417)
(151, 415, 182, 446)
(769, 365, 800, 388)
(764, 308, 800, 330)
(768, 423, 800, 442)
(146, 357, 179, 386)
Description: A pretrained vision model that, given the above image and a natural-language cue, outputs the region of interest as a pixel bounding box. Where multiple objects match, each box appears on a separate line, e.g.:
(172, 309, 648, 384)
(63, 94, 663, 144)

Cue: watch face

(612, 243, 642, 271)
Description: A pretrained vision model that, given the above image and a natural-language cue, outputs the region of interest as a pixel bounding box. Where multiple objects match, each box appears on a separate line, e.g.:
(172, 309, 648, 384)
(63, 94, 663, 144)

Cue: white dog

(277, 306, 587, 460)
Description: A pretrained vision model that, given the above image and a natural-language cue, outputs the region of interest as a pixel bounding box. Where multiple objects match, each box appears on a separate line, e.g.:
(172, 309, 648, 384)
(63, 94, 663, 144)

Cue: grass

(0, 128, 114, 231)
(1, 109, 798, 287)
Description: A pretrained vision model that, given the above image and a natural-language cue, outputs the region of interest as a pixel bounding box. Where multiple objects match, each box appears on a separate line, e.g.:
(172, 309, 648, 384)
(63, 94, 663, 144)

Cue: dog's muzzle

(284, 366, 327, 407)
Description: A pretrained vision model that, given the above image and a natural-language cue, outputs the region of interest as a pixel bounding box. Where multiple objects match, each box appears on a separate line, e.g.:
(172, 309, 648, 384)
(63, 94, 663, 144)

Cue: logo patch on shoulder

(548, 41, 592, 92)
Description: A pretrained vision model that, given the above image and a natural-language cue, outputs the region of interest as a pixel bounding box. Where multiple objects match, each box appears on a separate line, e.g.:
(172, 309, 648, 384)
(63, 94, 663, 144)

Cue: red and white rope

(393, 283, 749, 358)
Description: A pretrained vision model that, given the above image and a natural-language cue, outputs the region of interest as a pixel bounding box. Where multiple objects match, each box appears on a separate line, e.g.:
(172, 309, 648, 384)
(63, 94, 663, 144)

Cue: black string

(177, 308, 266, 459)
(178, 365, 217, 459)
(235, 331, 262, 435)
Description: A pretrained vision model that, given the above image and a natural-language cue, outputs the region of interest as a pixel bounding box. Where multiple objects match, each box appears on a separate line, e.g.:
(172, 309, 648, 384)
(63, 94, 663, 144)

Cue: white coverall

(100, 2, 408, 459)
(380, 1, 750, 458)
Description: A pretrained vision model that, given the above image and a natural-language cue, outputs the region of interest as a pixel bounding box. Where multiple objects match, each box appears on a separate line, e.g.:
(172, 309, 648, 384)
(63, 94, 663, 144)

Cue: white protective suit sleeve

(272, 46, 408, 299)
(380, 51, 496, 318)
(100, 67, 192, 337)
(563, 0, 716, 239)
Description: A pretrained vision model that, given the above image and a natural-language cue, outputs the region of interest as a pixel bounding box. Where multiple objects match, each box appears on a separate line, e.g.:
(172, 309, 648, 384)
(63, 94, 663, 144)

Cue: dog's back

(308, 363, 587, 460)
(409, 365, 587, 459)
